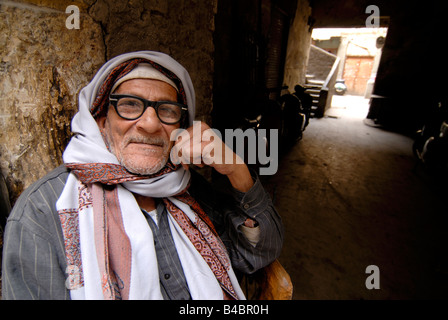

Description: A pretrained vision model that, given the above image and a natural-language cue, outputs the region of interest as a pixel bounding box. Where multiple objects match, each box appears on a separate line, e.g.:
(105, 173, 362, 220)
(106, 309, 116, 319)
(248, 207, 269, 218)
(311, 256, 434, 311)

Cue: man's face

(97, 78, 181, 175)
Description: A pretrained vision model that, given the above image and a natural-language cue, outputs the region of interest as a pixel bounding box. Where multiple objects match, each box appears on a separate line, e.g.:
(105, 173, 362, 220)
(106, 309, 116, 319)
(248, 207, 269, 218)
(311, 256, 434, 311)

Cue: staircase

(304, 75, 325, 118)
(303, 49, 341, 118)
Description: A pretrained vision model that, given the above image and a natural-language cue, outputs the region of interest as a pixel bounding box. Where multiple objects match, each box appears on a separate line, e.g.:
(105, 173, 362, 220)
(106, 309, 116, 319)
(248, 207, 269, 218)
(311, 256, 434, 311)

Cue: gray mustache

(125, 136, 168, 148)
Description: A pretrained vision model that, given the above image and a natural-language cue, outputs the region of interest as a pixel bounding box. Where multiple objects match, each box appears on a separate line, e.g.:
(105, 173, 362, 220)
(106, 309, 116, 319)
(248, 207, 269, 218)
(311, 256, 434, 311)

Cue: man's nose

(135, 107, 163, 133)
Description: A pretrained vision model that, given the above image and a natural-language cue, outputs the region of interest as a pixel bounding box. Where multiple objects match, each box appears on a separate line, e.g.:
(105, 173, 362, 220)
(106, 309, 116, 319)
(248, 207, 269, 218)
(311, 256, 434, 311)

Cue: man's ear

(96, 115, 107, 131)
(96, 115, 110, 151)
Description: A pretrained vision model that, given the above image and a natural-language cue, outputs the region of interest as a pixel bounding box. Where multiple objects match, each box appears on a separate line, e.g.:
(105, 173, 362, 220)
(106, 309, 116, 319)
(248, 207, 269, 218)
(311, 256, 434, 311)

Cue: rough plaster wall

(283, 0, 312, 90)
(0, 0, 217, 205)
(0, 0, 105, 204)
(88, 0, 218, 125)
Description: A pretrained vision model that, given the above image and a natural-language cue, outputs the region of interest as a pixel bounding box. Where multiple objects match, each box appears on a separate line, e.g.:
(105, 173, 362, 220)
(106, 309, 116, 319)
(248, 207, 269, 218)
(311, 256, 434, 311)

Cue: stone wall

(88, 0, 218, 124)
(0, 0, 217, 206)
(0, 0, 105, 205)
(283, 0, 312, 90)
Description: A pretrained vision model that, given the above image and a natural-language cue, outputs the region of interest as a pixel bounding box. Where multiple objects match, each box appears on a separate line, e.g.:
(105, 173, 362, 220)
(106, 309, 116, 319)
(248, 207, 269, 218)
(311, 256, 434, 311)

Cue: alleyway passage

(264, 95, 448, 299)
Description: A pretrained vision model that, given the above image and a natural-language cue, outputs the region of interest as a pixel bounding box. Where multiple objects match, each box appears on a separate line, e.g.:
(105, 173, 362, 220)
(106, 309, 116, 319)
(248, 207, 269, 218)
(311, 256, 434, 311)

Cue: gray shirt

(1, 166, 283, 300)
(142, 203, 191, 300)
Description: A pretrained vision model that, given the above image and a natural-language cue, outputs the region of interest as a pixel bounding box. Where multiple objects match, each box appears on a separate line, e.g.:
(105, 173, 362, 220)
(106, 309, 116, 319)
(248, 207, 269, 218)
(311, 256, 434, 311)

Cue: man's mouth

(130, 142, 163, 148)
(125, 136, 167, 149)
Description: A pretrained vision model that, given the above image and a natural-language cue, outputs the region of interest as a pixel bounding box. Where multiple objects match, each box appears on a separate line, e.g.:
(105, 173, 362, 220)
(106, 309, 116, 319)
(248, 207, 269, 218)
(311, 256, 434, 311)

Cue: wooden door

(343, 56, 374, 95)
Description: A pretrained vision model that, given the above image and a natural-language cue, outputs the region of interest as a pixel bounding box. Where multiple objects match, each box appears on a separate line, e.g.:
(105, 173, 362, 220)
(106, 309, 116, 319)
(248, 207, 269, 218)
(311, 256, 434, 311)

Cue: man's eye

(158, 105, 180, 118)
(118, 99, 141, 107)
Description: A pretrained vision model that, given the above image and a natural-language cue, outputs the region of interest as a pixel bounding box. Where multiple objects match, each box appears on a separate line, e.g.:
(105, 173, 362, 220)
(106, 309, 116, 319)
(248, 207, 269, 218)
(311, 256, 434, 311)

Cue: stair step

(305, 85, 323, 91)
(306, 79, 325, 85)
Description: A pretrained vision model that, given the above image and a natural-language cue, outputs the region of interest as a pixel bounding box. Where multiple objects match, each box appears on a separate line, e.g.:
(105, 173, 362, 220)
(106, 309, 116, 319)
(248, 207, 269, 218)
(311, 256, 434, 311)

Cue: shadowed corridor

(263, 95, 448, 299)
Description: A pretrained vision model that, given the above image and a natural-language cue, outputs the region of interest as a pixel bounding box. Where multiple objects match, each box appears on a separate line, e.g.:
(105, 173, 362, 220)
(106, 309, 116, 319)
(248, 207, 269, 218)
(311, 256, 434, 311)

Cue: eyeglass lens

(116, 97, 182, 123)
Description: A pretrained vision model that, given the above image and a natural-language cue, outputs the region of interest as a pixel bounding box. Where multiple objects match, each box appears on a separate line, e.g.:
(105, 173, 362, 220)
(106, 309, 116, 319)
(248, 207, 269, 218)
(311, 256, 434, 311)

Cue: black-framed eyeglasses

(109, 94, 188, 125)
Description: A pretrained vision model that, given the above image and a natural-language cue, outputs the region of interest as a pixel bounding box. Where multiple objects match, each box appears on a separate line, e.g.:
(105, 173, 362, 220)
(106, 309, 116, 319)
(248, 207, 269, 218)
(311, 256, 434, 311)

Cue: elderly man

(2, 51, 283, 300)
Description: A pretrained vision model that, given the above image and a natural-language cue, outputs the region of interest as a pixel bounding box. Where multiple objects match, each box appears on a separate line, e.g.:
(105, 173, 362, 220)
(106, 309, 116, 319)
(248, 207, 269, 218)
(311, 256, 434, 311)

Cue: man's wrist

(226, 164, 254, 193)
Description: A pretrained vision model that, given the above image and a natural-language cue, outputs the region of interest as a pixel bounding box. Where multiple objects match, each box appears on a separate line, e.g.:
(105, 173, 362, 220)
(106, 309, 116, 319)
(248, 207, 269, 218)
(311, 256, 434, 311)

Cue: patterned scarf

(57, 52, 244, 300)
(65, 162, 238, 300)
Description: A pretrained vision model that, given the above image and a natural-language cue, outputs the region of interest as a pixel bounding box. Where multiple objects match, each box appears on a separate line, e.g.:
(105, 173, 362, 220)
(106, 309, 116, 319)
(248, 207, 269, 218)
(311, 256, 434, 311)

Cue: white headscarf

(56, 51, 244, 300)
(66, 51, 195, 168)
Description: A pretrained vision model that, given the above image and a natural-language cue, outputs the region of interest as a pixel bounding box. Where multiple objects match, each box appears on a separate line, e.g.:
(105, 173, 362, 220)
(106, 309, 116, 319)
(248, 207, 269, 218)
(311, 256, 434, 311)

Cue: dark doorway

(212, 0, 292, 132)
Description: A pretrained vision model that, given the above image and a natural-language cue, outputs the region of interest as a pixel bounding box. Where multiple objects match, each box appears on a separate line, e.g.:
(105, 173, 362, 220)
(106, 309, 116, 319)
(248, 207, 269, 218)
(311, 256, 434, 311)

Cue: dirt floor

(262, 95, 448, 300)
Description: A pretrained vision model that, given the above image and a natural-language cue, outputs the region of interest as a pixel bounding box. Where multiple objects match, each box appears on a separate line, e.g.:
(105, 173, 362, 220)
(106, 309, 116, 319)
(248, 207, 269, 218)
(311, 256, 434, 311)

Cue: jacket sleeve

(190, 170, 284, 274)
(2, 219, 68, 300)
(1, 167, 70, 300)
